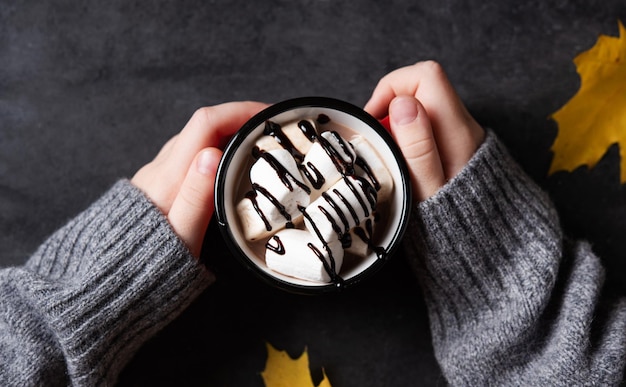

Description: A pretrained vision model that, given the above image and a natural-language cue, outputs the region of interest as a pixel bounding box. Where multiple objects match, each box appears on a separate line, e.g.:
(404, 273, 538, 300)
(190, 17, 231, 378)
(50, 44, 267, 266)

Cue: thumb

(168, 147, 222, 257)
(389, 96, 445, 201)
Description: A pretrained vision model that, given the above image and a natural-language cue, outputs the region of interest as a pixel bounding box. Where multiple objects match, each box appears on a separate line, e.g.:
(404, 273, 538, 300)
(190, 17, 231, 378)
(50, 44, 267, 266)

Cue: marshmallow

(301, 131, 357, 200)
(254, 119, 316, 157)
(350, 135, 394, 203)
(265, 228, 344, 283)
(302, 175, 377, 246)
(237, 148, 310, 241)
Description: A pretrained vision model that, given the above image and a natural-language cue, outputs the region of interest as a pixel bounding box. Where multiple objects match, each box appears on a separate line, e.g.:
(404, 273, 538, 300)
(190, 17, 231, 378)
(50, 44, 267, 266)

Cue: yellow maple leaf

(549, 20, 626, 182)
(261, 342, 332, 387)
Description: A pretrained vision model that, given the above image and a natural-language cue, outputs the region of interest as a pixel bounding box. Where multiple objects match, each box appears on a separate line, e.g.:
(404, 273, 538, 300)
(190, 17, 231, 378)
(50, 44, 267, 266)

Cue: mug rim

(214, 96, 412, 295)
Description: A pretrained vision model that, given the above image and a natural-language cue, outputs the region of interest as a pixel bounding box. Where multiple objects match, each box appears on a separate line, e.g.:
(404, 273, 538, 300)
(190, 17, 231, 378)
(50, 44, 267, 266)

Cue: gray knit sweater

(1, 131, 625, 386)
(0, 180, 214, 385)
(405, 131, 626, 386)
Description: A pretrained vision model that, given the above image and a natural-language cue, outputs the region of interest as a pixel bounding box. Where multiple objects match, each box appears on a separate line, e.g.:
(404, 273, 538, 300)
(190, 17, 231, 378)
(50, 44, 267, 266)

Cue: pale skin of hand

(130, 62, 481, 257)
(364, 61, 485, 202)
(131, 101, 268, 257)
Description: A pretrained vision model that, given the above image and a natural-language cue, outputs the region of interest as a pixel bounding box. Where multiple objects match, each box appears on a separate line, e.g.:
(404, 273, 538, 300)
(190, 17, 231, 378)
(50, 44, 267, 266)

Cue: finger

(168, 147, 222, 257)
(134, 101, 269, 217)
(159, 101, 268, 208)
(364, 63, 423, 119)
(169, 101, 268, 173)
(365, 61, 484, 179)
(389, 96, 445, 201)
(365, 61, 455, 121)
(394, 63, 482, 177)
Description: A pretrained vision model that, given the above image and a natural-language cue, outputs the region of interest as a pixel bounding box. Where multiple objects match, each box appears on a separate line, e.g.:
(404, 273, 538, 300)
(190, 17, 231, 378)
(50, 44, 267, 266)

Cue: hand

(364, 61, 484, 201)
(131, 101, 268, 257)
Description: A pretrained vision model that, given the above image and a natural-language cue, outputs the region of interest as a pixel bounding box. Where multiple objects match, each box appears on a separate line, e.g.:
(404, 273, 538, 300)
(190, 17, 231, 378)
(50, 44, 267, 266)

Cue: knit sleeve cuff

(403, 130, 563, 336)
(26, 180, 214, 385)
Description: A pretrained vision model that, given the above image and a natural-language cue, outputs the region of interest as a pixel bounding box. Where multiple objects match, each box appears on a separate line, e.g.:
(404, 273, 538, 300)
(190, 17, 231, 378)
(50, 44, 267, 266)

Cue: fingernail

(197, 149, 217, 175)
(390, 96, 419, 126)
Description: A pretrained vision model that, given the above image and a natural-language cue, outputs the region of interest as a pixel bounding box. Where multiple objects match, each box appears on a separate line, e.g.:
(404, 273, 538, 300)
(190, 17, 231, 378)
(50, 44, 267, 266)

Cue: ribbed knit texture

(0, 180, 214, 386)
(404, 131, 626, 386)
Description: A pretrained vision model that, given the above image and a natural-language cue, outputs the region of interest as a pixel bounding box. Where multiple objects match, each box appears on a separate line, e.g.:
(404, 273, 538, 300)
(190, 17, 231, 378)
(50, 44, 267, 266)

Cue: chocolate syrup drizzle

(355, 156, 381, 191)
(266, 235, 285, 255)
(353, 218, 386, 260)
(264, 120, 304, 162)
(299, 204, 344, 288)
(251, 116, 386, 287)
(246, 145, 311, 231)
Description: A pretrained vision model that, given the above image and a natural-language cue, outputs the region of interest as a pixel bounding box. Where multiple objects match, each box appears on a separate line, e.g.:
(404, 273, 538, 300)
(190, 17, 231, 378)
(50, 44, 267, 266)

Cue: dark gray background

(2, 1, 626, 385)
